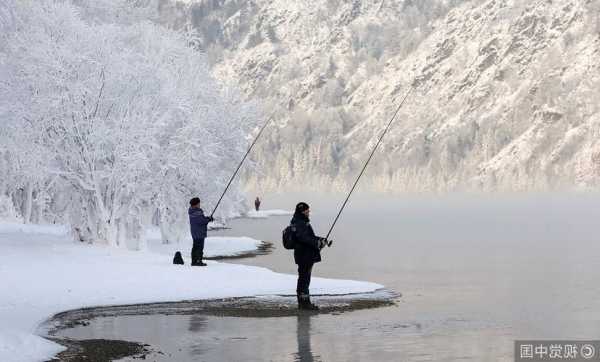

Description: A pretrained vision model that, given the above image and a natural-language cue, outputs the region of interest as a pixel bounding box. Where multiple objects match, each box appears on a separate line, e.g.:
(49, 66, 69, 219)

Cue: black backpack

(173, 251, 184, 265)
(282, 225, 296, 250)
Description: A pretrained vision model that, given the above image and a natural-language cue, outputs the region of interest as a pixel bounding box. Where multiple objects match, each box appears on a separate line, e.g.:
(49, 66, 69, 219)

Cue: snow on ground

(207, 220, 228, 230)
(0, 222, 383, 362)
(145, 227, 262, 258)
(243, 209, 293, 218)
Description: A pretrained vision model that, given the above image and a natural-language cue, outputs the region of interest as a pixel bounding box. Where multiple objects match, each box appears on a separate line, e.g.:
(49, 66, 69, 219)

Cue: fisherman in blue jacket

(189, 197, 213, 266)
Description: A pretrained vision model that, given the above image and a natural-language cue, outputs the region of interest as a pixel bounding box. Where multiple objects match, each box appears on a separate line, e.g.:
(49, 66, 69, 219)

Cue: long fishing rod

(324, 87, 414, 243)
(210, 117, 273, 218)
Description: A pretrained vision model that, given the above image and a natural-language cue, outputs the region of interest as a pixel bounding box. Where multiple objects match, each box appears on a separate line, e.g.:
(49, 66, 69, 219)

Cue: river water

(54, 193, 600, 361)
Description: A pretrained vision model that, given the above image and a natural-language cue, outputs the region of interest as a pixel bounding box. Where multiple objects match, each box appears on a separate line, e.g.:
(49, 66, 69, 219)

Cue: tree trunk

(135, 217, 148, 251)
(31, 189, 46, 224)
(35, 193, 45, 224)
(159, 222, 170, 244)
(92, 180, 118, 246)
(158, 206, 171, 244)
(107, 217, 119, 248)
(22, 181, 33, 224)
(116, 219, 128, 249)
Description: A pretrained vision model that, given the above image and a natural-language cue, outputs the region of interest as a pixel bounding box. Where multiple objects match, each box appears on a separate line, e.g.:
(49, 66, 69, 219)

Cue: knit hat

(295, 202, 310, 213)
(189, 197, 200, 206)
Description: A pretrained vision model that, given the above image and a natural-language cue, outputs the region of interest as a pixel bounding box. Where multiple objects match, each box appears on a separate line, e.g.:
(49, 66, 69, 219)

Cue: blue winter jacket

(189, 207, 211, 240)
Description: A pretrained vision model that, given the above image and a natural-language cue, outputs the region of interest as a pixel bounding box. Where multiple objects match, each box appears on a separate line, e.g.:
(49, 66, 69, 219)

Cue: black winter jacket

(291, 212, 322, 265)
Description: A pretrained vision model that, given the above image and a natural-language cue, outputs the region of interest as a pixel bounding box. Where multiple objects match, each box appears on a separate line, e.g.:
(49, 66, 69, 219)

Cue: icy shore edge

(0, 222, 386, 362)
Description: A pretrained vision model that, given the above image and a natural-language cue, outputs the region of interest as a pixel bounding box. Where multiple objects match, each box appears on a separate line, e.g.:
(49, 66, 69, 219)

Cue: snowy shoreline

(243, 209, 293, 219)
(43, 290, 395, 361)
(227, 208, 293, 219)
(0, 223, 384, 362)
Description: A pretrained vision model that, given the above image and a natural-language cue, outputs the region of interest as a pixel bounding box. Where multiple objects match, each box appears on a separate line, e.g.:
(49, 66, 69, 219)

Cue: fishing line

(324, 87, 414, 242)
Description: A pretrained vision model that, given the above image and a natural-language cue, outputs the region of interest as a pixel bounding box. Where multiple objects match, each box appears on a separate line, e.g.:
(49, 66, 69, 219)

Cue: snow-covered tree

(0, 0, 258, 246)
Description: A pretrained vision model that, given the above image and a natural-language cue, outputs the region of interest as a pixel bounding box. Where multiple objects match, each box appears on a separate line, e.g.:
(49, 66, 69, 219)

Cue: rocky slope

(161, 0, 600, 192)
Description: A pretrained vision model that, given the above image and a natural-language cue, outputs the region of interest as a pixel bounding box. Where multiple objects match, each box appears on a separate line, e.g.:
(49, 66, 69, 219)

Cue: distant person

(255, 197, 261, 211)
(188, 197, 213, 266)
(290, 202, 329, 310)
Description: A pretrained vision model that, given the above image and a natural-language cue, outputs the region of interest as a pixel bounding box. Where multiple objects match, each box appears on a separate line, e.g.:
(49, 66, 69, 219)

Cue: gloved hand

(208, 216, 214, 222)
(327, 239, 333, 247)
(318, 238, 328, 249)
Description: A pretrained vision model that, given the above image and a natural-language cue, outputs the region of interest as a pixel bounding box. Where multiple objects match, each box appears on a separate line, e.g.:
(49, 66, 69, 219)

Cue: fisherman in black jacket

(291, 202, 329, 310)
(189, 197, 214, 266)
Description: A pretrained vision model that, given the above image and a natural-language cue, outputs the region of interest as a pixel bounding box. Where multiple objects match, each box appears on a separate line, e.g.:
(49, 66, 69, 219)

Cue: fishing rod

(209, 116, 273, 218)
(324, 87, 414, 244)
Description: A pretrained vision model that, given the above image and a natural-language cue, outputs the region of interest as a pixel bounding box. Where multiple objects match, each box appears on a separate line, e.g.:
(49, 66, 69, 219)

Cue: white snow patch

(0, 223, 383, 362)
(207, 220, 228, 230)
(145, 227, 263, 258)
(244, 209, 293, 219)
(0, 222, 69, 236)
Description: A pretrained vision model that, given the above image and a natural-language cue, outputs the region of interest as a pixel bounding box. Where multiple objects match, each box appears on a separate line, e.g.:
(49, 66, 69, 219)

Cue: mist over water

(57, 192, 600, 361)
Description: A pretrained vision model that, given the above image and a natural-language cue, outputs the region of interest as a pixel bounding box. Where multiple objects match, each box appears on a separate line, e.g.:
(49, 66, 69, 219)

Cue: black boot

(297, 294, 319, 310)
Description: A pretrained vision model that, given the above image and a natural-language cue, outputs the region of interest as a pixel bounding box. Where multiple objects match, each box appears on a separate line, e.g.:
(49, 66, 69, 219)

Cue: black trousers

(296, 262, 314, 295)
(191, 238, 205, 264)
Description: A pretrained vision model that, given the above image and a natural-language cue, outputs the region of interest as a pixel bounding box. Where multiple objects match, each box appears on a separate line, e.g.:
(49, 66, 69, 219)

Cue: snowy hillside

(160, 0, 600, 192)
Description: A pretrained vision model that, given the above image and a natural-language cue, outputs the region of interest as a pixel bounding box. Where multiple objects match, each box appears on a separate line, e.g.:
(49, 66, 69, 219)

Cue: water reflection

(294, 315, 322, 362)
(188, 315, 208, 333)
(189, 315, 210, 356)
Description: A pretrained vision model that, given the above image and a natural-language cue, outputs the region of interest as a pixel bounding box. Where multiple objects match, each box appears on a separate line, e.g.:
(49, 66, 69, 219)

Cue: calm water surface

(55, 193, 600, 361)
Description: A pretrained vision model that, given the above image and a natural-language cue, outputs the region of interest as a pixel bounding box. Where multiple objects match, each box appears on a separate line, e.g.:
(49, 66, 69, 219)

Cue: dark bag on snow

(173, 251, 184, 265)
(282, 225, 296, 250)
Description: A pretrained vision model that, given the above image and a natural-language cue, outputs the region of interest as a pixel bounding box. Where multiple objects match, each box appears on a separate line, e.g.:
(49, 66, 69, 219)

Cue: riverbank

(0, 222, 385, 362)
(44, 292, 396, 361)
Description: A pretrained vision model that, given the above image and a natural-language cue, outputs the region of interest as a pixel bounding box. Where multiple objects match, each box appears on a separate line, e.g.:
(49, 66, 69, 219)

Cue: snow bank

(0, 222, 69, 236)
(0, 224, 383, 362)
(145, 227, 263, 258)
(244, 209, 293, 219)
(207, 220, 228, 230)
